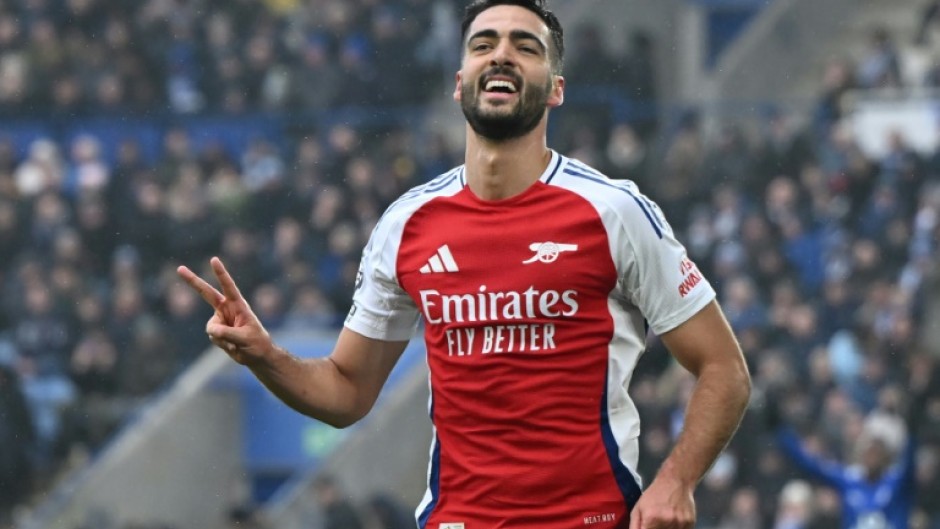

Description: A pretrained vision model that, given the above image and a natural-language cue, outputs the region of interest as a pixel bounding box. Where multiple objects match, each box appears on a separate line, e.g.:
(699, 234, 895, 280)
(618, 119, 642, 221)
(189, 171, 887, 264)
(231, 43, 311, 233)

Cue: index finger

(177, 264, 225, 309)
(210, 256, 245, 302)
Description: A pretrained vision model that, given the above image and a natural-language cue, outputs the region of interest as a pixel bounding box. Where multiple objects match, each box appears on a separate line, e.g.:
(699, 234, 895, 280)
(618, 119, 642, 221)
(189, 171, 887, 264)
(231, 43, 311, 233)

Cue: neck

(463, 123, 552, 201)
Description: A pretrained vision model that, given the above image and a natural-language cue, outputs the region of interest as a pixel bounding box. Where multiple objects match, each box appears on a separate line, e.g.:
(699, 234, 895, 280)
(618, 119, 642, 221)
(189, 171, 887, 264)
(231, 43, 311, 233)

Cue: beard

(461, 69, 552, 142)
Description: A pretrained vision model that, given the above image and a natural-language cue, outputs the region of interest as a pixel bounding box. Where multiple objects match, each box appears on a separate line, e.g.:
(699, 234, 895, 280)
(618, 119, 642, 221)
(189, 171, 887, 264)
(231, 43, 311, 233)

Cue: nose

(490, 39, 516, 66)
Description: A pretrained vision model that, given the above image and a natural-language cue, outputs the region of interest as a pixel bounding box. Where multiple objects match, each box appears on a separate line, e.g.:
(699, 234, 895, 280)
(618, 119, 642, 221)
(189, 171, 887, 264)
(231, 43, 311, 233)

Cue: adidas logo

(420, 245, 459, 274)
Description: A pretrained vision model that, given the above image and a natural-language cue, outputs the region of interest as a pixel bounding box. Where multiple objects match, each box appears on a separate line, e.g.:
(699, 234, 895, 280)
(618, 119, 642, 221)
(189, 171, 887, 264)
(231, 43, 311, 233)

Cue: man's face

(455, 5, 564, 141)
(860, 439, 892, 479)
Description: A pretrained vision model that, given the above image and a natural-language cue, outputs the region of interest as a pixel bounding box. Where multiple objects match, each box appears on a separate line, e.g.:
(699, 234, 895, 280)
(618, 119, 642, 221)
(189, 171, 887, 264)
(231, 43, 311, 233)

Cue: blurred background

(0, 0, 938, 528)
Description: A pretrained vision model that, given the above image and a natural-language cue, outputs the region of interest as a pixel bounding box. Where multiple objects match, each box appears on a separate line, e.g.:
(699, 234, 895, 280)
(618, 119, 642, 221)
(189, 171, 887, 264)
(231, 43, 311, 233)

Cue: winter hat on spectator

(860, 411, 906, 456)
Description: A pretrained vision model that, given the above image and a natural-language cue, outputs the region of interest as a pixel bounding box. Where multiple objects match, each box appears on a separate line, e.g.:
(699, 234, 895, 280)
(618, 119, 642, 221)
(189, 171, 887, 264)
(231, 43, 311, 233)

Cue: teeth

(485, 80, 517, 92)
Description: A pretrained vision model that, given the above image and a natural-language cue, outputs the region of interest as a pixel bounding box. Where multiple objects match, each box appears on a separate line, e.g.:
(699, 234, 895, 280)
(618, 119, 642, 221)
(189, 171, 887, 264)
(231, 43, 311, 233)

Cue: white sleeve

(617, 194, 715, 335)
(344, 217, 421, 342)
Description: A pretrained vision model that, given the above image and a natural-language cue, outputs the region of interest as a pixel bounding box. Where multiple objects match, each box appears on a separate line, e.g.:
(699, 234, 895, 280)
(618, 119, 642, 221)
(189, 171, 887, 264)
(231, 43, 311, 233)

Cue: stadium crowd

(0, 0, 937, 528)
(0, 0, 455, 115)
(0, 0, 460, 524)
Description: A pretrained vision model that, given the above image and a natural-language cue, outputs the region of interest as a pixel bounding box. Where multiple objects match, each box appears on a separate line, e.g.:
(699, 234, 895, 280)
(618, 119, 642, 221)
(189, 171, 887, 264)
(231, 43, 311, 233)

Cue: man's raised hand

(176, 256, 275, 366)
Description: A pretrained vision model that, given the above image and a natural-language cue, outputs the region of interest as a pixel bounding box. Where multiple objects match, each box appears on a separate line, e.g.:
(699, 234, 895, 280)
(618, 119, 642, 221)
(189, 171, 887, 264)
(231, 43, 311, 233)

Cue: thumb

(207, 321, 252, 345)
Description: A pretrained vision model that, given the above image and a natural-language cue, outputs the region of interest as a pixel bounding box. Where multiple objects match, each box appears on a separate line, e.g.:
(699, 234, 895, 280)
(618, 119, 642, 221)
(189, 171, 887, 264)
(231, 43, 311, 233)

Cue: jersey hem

(343, 319, 415, 342)
(649, 290, 716, 336)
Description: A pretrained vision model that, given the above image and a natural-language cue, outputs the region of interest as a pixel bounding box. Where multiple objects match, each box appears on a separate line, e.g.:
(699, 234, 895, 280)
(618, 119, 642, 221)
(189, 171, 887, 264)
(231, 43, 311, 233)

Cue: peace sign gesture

(177, 257, 275, 366)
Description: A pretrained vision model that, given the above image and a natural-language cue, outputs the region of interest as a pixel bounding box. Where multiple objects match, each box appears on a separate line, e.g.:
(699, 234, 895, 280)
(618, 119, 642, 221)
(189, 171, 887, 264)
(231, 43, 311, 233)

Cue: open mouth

(483, 79, 518, 94)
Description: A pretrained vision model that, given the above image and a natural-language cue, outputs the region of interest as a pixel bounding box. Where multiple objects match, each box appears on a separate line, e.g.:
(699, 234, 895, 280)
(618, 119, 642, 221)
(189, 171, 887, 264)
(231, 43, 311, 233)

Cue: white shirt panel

(558, 158, 716, 336)
(345, 169, 464, 341)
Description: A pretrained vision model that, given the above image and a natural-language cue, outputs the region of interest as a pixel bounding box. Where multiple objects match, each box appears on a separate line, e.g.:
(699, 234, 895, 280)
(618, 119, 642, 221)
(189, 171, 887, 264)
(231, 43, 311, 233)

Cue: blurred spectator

(701, 126, 754, 196)
(659, 111, 704, 226)
(319, 221, 364, 310)
(288, 36, 342, 111)
(312, 474, 365, 529)
(696, 452, 737, 525)
(568, 22, 619, 86)
(810, 489, 843, 529)
(718, 487, 761, 529)
(63, 135, 110, 199)
(17, 351, 77, 473)
(557, 25, 659, 149)
(370, 6, 426, 106)
(772, 480, 815, 529)
(74, 194, 116, 277)
(162, 279, 213, 370)
(14, 139, 63, 197)
(68, 329, 119, 398)
(251, 282, 288, 329)
(779, 216, 826, 293)
(13, 280, 75, 376)
(915, 0, 940, 45)
(621, 30, 658, 137)
(118, 314, 176, 398)
(361, 493, 412, 529)
(916, 443, 940, 527)
(335, 35, 378, 108)
(282, 283, 336, 331)
(758, 112, 812, 181)
(605, 123, 650, 185)
(0, 345, 34, 522)
(242, 138, 289, 230)
(154, 128, 194, 184)
(750, 447, 790, 525)
(164, 164, 222, 261)
(0, 197, 24, 275)
(768, 364, 932, 529)
(856, 28, 902, 89)
(813, 58, 856, 136)
(724, 274, 765, 323)
(557, 22, 620, 149)
(162, 19, 204, 114)
(66, 329, 124, 452)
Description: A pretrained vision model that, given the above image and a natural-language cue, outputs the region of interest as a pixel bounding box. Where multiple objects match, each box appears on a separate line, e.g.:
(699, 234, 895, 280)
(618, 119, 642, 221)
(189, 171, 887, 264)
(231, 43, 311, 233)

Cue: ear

(453, 71, 463, 102)
(547, 75, 565, 108)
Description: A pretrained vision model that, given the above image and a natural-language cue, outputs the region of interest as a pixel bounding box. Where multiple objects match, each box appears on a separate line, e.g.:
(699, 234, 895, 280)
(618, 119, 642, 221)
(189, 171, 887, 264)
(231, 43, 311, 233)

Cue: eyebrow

(467, 29, 547, 52)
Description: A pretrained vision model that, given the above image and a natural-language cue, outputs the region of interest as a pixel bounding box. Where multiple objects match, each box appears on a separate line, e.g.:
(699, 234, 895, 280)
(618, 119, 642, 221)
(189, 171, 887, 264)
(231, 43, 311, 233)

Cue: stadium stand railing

(15, 330, 427, 529)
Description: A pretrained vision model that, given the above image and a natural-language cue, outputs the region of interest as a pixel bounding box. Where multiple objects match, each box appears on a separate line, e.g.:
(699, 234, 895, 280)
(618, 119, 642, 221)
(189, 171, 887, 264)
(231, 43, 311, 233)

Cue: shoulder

(368, 166, 466, 247)
(383, 166, 464, 221)
(551, 156, 668, 239)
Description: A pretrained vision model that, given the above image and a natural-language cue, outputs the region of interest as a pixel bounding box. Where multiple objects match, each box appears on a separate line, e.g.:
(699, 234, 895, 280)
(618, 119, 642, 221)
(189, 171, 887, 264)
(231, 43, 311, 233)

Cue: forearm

(177, 260, 401, 428)
(658, 362, 750, 487)
(248, 346, 371, 428)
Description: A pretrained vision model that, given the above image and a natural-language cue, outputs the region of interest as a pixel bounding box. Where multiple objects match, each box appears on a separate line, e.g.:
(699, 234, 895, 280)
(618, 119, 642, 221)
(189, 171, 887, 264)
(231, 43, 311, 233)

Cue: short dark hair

(460, 0, 565, 73)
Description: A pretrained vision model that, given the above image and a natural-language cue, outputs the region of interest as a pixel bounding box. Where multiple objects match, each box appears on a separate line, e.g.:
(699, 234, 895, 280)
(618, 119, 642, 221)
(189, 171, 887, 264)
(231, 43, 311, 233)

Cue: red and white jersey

(345, 151, 715, 529)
